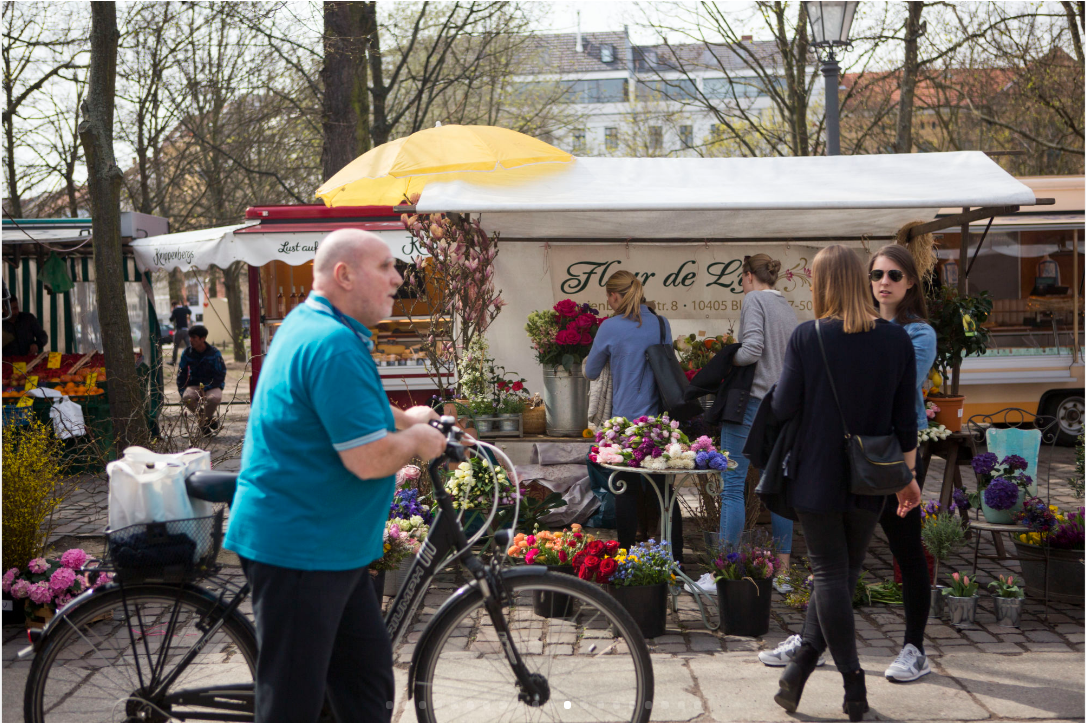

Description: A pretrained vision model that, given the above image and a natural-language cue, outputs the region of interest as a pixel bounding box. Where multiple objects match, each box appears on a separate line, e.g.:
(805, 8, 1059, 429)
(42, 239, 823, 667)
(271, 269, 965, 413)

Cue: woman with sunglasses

(868, 245, 938, 683)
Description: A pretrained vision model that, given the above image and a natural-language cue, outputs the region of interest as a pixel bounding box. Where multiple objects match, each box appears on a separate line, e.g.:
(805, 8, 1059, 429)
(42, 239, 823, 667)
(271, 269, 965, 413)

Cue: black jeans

(241, 558, 394, 723)
(798, 503, 882, 673)
(879, 451, 930, 651)
(613, 470, 684, 564)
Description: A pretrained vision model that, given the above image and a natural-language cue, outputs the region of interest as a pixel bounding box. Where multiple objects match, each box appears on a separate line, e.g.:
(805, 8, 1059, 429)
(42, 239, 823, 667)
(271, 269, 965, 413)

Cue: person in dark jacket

(769, 246, 921, 721)
(2, 295, 48, 356)
(177, 325, 227, 434)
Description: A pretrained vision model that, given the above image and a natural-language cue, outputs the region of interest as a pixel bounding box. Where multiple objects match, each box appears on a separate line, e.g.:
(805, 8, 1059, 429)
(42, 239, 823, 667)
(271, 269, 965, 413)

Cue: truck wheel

(1044, 392, 1084, 446)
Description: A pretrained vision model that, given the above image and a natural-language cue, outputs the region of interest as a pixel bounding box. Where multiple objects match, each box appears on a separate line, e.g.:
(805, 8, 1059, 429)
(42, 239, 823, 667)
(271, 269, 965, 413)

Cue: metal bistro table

(599, 463, 735, 631)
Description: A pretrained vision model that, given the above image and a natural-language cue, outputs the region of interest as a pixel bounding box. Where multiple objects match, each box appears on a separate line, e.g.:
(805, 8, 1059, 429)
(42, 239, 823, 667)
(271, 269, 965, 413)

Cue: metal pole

(822, 50, 841, 156)
(1074, 228, 1080, 365)
(953, 208, 969, 395)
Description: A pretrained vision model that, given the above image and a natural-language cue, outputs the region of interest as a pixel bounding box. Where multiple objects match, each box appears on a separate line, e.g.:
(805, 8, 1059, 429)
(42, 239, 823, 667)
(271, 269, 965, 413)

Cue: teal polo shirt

(224, 293, 396, 570)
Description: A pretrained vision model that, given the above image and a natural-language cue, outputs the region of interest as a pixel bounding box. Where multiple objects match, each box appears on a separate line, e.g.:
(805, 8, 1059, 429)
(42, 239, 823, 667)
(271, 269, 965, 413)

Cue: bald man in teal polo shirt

(225, 229, 447, 722)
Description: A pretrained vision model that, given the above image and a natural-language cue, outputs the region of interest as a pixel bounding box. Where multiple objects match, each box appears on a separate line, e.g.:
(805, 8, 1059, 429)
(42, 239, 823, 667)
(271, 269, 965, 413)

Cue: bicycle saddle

(186, 471, 238, 504)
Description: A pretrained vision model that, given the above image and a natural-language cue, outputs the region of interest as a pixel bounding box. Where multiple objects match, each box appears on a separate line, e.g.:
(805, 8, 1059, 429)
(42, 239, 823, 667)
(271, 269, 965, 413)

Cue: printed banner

(547, 243, 839, 321)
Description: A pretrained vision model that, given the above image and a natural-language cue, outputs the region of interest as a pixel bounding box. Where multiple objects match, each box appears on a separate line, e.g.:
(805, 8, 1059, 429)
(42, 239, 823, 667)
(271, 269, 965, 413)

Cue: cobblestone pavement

(7, 413, 1083, 720)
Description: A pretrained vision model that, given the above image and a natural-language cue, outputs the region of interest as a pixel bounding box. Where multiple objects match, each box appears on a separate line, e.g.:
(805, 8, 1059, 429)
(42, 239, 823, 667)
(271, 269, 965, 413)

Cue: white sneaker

(686, 572, 716, 594)
(758, 634, 827, 667)
(884, 643, 931, 683)
(773, 576, 794, 594)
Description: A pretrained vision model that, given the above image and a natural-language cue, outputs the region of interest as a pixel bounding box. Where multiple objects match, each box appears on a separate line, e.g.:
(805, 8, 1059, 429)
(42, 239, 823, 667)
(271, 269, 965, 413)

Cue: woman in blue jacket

(585, 270, 683, 558)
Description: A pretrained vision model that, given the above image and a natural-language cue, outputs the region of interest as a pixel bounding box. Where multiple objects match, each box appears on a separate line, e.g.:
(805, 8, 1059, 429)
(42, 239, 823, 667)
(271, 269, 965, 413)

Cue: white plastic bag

(49, 397, 86, 439)
(107, 447, 214, 528)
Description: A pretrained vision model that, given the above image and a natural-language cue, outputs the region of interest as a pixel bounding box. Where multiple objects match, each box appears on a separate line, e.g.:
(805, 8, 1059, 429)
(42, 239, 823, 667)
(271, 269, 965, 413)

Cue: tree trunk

(4, 107, 23, 218)
(168, 268, 185, 306)
(222, 261, 246, 362)
(894, 2, 924, 154)
(320, 1, 371, 181)
(1062, 1, 1084, 63)
(364, 1, 389, 147)
(78, 1, 147, 449)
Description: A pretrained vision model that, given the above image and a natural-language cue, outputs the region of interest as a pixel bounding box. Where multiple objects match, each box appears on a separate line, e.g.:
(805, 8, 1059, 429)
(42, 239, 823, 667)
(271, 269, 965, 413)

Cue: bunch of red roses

(526, 299, 603, 370)
(572, 539, 622, 583)
(552, 300, 603, 347)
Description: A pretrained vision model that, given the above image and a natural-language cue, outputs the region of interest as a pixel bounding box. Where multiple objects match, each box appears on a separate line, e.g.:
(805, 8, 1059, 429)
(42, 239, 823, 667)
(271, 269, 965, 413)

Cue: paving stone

(1023, 630, 1063, 642)
(1021, 642, 1074, 653)
(962, 630, 997, 643)
(688, 635, 722, 652)
(976, 642, 1024, 654)
(924, 625, 962, 639)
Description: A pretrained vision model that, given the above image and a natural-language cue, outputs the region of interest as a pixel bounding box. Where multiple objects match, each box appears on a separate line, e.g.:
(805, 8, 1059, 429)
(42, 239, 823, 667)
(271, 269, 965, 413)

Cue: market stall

(130, 205, 447, 406)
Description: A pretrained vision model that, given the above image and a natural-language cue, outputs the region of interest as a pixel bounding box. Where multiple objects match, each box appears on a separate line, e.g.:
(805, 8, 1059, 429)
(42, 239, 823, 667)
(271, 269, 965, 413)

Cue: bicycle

(23, 417, 655, 722)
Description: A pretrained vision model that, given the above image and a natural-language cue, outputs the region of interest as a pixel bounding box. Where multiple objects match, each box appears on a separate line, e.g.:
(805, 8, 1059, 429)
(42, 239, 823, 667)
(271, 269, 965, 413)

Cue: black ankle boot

(842, 669, 868, 721)
(773, 643, 821, 713)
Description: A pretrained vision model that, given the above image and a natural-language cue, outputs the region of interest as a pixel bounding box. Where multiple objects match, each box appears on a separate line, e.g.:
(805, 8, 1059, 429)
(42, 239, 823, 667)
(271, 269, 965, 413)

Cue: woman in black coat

(769, 245, 921, 721)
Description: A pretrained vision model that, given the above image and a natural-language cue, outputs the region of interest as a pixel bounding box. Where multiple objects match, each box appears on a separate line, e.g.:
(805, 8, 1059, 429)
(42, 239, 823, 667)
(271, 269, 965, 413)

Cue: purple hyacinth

(1003, 455, 1028, 472)
(952, 487, 971, 512)
(695, 451, 711, 470)
(983, 477, 1020, 511)
(971, 452, 998, 477)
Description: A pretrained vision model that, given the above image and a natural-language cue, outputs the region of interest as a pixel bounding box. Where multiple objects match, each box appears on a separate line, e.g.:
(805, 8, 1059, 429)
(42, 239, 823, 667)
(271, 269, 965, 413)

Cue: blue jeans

(718, 396, 794, 554)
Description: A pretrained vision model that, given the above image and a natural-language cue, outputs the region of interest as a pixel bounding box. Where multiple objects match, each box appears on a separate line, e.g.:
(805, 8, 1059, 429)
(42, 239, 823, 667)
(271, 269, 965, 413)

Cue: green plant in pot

(988, 574, 1025, 628)
(919, 501, 965, 618)
(942, 571, 980, 627)
(924, 286, 993, 431)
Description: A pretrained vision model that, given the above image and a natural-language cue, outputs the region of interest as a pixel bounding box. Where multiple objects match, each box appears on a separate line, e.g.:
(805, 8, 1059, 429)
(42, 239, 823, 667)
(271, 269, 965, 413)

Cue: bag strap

(656, 312, 666, 345)
(814, 319, 851, 439)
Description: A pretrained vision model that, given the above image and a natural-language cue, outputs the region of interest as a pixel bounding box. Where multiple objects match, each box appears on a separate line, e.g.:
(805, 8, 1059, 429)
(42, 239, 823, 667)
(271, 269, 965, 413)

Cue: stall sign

(47, 352, 62, 369)
(12, 362, 26, 375)
(547, 243, 834, 321)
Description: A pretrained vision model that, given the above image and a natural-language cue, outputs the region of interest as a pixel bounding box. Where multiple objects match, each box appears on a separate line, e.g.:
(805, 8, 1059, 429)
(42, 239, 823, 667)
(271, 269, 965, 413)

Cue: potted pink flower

(3, 549, 112, 627)
(525, 300, 604, 436)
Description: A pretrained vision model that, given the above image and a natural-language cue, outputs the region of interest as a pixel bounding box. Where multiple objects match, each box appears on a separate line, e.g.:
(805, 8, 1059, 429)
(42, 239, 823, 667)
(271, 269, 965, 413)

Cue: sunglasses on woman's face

(870, 269, 904, 283)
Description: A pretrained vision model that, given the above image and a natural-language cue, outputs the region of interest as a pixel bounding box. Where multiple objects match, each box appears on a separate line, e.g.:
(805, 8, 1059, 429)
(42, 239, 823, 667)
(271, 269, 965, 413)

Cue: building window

(679, 125, 693, 148)
(639, 79, 699, 102)
(648, 126, 663, 153)
(605, 127, 618, 152)
(572, 128, 587, 154)
(600, 44, 615, 63)
(703, 76, 782, 99)
(562, 78, 628, 104)
(710, 124, 727, 141)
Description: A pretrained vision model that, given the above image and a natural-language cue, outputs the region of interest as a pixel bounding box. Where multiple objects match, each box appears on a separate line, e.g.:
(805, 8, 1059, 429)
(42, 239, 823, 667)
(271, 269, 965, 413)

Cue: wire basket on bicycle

(102, 508, 224, 583)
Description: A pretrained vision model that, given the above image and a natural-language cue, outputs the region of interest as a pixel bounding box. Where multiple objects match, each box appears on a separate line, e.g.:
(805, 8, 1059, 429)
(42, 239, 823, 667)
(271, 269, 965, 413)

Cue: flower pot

(474, 418, 493, 433)
(994, 596, 1023, 628)
(927, 395, 965, 432)
(522, 405, 546, 435)
(533, 565, 576, 618)
(945, 594, 979, 627)
(542, 365, 589, 437)
(2, 591, 24, 627)
(717, 577, 773, 637)
(929, 585, 946, 618)
(1012, 542, 1085, 604)
(609, 583, 668, 639)
(980, 494, 1023, 525)
(26, 604, 55, 629)
(498, 413, 521, 432)
(383, 564, 407, 598)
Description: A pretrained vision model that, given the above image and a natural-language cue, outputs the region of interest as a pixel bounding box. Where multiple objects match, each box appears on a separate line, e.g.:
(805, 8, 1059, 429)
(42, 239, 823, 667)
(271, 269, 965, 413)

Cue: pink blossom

(60, 548, 88, 570)
(10, 579, 30, 599)
(524, 549, 539, 565)
(2, 568, 17, 593)
(27, 558, 48, 574)
(49, 567, 76, 593)
(388, 523, 401, 540)
(94, 573, 114, 588)
(56, 593, 73, 608)
(525, 535, 536, 546)
(28, 582, 53, 605)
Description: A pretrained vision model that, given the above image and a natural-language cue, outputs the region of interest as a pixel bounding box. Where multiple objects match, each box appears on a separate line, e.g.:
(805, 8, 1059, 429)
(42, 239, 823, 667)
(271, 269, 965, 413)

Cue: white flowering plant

(443, 456, 525, 511)
(918, 424, 951, 443)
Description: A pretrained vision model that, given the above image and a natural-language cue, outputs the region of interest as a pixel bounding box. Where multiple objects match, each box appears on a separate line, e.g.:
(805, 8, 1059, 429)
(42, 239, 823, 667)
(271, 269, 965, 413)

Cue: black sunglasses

(870, 269, 904, 283)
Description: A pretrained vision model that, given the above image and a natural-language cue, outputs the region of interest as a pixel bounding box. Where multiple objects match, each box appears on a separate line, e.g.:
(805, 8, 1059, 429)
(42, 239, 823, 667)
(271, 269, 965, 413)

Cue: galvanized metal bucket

(542, 365, 589, 437)
(994, 596, 1023, 628)
(946, 594, 979, 627)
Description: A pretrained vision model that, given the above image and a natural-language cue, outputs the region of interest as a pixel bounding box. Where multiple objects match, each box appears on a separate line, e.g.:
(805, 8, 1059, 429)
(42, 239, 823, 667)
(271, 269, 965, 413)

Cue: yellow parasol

(315, 124, 574, 207)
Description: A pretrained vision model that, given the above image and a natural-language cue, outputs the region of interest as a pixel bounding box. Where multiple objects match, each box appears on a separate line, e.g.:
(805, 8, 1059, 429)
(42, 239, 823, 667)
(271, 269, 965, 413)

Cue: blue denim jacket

(897, 319, 937, 430)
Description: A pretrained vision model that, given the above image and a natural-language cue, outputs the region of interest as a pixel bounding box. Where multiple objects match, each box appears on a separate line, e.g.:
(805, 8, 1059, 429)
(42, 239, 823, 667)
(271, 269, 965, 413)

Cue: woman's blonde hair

(605, 270, 649, 325)
(811, 245, 877, 334)
(743, 253, 782, 286)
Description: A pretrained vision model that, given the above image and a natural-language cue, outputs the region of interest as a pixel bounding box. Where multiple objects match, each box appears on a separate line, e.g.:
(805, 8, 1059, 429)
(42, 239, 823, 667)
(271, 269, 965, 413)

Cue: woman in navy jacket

(769, 246, 921, 720)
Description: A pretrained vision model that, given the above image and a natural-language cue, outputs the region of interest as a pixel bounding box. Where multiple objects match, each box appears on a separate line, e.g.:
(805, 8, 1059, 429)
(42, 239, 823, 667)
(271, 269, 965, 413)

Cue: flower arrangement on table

(506, 524, 595, 566)
(3, 549, 112, 614)
(443, 456, 525, 511)
(673, 333, 735, 381)
(572, 539, 678, 586)
(590, 415, 734, 471)
(1014, 499, 1084, 549)
(525, 299, 603, 372)
(918, 423, 950, 443)
(988, 574, 1025, 599)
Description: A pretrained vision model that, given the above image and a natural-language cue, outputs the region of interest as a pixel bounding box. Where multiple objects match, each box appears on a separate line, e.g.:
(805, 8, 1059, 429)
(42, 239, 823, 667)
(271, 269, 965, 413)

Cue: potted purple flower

(1012, 501, 1084, 604)
(970, 453, 1034, 524)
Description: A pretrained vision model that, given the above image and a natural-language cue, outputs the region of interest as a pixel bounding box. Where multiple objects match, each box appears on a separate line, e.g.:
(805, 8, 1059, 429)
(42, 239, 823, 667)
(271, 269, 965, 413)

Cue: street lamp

(805, 1, 858, 156)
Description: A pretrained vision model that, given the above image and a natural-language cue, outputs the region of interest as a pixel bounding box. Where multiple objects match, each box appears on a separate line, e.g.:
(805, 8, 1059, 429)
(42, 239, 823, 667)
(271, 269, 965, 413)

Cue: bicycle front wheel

(25, 583, 257, 722)
(413, 571, 654, 723)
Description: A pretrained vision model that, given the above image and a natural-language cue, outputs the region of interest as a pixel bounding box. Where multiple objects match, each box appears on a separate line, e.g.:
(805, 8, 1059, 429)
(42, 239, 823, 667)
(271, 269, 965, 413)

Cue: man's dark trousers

(241, 558, 394, 722)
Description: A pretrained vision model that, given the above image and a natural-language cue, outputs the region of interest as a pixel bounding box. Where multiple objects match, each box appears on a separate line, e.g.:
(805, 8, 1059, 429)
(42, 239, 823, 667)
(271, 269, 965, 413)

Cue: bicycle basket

(104, 508, 224, 582)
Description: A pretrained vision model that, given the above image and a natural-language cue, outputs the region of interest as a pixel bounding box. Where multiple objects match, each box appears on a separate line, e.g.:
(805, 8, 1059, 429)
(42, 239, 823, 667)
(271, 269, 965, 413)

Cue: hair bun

(767, 260, 781, 274)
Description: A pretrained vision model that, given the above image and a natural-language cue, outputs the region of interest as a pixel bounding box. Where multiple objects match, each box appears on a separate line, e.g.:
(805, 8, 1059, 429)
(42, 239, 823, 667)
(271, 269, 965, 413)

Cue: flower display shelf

(598, 464, 733, 631)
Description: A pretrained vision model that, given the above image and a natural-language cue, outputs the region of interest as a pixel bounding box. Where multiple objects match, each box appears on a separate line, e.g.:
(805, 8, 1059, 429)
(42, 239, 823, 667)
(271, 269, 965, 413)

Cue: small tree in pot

(925, 286, 993, 399)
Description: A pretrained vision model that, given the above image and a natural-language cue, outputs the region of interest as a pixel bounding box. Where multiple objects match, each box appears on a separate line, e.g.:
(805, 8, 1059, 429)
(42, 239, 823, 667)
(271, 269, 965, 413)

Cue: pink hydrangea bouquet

(590, 415, 698, 470)
(3, 548, 112, 614)
(525, 299, 603, 371)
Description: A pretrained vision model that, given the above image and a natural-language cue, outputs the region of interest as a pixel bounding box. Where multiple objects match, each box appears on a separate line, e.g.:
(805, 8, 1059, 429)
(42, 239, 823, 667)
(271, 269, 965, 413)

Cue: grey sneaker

(758, 634, 827, 667)
(773, 576, 794, 594)
(885, 643, 931, 682)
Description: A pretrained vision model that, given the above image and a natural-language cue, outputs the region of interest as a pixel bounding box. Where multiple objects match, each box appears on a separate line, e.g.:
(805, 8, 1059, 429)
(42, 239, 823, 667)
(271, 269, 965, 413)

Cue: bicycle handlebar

(428, 415, 470, 464)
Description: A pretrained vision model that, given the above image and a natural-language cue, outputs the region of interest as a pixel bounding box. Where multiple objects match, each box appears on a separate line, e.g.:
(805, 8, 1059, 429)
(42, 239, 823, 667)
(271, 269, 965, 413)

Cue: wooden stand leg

(939, 443, 960, 510)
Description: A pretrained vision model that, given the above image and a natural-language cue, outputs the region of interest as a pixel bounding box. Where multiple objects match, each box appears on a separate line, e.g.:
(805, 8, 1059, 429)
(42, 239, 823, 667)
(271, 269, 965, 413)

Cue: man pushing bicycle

(224, 229, 447, 722)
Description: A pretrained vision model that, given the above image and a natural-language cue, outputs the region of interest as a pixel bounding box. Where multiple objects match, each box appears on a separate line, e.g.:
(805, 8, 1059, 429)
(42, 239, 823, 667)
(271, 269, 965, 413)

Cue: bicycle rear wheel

(413, 571, 654, 723)
(25, 583, 257, 722)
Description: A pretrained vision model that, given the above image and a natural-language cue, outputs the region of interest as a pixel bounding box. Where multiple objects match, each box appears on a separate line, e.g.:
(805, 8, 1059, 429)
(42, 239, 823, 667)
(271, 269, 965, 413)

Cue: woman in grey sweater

(720, 255, 797, 581)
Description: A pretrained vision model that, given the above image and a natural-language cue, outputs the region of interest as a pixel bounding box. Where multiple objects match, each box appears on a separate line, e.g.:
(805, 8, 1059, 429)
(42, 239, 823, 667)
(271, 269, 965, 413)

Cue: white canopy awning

(131, 223, 419, 273)
(415, 151, 1038, 239)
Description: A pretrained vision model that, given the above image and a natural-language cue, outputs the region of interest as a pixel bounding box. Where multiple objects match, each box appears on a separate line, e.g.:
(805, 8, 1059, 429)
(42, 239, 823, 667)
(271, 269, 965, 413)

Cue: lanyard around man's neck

(305, 296, 374, 352)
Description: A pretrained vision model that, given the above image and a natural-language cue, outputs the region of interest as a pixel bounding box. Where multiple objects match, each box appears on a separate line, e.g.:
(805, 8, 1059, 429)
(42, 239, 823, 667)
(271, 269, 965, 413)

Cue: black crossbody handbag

(814, 319, 914, 496)
(644, 312, 701, 421)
